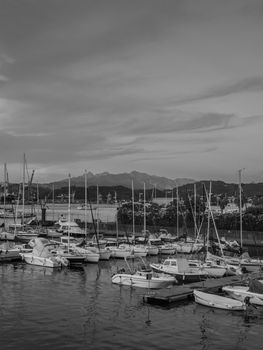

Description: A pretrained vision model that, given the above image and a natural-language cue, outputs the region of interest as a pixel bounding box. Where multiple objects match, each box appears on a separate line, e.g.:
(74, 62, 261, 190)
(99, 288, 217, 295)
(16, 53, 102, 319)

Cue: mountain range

(49, 171, 196, 190)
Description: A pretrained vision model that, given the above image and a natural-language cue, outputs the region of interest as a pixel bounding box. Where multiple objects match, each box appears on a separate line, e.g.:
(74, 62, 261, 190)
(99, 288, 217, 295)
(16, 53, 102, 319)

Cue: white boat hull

(194, 290, 246, 310)
(112, 273, 175, 289)
(223, 285, 263, 306)
(20, 253, 66, 268)
(146, 246, 159, 256)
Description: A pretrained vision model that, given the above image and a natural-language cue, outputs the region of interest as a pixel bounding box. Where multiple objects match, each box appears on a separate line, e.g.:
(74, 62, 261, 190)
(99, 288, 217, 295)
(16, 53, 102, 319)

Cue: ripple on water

(1, 260, 263, 349)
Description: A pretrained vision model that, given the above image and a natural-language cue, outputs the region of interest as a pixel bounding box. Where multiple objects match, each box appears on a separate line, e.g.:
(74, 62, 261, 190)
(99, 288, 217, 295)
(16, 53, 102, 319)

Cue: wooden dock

(143, 272, 263, 306)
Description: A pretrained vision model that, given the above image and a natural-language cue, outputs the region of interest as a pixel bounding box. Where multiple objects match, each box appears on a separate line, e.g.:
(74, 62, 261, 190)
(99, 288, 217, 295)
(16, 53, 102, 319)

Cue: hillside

(48, 171, 195, 191)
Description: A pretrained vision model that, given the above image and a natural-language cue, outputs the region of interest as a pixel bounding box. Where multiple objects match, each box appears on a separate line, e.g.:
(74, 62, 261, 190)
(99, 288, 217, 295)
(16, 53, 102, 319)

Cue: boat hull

(20, 253, 64, 268)
(111, 273, 175, 289)
(223, 285, 263, 306)
(194, 290, 246, 310)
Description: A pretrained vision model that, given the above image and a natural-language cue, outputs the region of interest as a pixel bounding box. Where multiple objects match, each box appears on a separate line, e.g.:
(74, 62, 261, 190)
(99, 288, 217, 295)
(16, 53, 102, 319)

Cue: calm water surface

(1, 257, 263, 350)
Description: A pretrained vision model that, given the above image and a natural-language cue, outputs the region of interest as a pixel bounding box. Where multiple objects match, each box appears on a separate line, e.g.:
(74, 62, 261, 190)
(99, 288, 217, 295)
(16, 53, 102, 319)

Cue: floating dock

(143, 272, 263, 306)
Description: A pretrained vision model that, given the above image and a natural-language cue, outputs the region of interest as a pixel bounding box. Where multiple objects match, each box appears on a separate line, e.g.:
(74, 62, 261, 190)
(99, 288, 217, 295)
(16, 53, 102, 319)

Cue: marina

(1, 257, 263, 350)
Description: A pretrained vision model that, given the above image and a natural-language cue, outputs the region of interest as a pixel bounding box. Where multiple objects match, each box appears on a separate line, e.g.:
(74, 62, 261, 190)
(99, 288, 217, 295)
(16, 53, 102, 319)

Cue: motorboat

(20, 237, 69, 268)
(0, 241, 29, 262)
(55, 219, 85, 237)
(111, 256, 176, 289)
(193, 290, 246, 311)
(150, 258, 208, 283)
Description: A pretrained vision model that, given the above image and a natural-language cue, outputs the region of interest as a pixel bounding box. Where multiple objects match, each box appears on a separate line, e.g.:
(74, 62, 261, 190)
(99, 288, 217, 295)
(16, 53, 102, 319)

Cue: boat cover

(32, 238, 54, 258)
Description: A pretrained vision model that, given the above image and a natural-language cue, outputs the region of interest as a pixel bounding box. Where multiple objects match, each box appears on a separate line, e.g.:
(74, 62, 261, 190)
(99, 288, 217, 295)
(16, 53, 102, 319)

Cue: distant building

(205, 205, 221, 215)
(223, 203, 239, 214)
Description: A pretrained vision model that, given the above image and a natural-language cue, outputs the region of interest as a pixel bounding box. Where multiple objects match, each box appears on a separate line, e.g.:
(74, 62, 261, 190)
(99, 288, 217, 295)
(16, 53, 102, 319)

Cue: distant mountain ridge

(50, 171, 195, 190)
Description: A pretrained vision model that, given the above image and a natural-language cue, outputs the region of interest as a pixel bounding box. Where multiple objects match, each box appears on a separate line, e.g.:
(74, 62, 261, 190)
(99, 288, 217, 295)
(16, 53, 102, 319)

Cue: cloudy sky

(1, 0, 263, 183)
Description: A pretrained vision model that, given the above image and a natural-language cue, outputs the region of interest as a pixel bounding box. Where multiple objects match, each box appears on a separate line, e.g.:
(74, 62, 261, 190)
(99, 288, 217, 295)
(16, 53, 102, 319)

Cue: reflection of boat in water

(193, 290, 246, 311)
(111, 256, 176, 289)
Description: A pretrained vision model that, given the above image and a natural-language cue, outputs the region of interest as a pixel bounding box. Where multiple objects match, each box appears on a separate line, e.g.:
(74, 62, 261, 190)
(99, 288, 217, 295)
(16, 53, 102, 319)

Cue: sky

(1, 0, 263, 184)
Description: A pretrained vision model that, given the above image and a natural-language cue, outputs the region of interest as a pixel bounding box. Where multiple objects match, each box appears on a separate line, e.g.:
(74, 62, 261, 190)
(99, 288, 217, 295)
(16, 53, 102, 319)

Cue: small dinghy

(193, 290, 246, 311)
(223, 279, 263, 306)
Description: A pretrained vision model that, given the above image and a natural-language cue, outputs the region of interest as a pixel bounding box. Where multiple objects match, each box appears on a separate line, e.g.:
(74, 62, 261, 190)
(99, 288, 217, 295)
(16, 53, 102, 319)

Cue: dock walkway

(143, 272, 263, 306)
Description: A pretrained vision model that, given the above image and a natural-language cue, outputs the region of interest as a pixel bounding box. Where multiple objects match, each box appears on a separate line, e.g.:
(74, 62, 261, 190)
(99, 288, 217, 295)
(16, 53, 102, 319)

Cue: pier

(143, 271, 263, 306)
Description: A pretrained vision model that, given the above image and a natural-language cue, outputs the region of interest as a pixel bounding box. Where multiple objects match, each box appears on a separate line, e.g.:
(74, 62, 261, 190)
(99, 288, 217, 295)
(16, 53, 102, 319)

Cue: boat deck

(143, 272, 263, 306)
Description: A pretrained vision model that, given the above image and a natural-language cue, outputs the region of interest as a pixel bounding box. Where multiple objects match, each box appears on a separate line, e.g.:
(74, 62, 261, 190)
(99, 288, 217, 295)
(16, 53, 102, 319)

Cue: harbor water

(1, 204, 263, 349)
(1, 257, 263, 350)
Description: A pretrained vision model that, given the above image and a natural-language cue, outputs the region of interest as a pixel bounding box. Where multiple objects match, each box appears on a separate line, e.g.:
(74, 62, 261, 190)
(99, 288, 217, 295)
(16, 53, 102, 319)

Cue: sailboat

(237, 169, 263, 272)
(15, 154, 38, 243)
(106, 202, 132, 259)
(84, 176, 111, 261)
(55, 174, 87, 266)
(197, 183, 241, 276)
(132, 181, 148, 257)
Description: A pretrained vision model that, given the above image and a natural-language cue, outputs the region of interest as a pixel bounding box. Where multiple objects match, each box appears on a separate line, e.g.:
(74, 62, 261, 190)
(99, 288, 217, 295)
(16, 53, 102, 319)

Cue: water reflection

(2, 258, 263, 349)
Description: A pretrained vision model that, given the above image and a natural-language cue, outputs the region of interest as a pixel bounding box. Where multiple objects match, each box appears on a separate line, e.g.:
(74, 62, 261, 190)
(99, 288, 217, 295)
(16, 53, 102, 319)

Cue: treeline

(117, 202, 263, 233)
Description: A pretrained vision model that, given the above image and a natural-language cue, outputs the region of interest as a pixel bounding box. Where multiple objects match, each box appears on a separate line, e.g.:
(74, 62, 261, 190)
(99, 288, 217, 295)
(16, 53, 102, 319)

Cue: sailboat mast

(22, 153, 25, 226)
(3, 163, 7, 228)
(238, 169, 243, 249)
(84, 170, 87, 239)
(96, 184, 99, 236)
(194, 183, 197, 238)
(52, 183, 55, 221)
(132, 180, 135, 237)
(176, 186, 179, 236)
(68, 173, 71, 253)
(143, 183, 146, 233)
(206, 182, 212, 254)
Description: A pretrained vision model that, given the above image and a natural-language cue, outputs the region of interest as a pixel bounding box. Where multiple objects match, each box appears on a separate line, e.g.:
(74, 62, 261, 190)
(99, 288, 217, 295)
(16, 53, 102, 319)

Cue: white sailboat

(15, 154, 38, 243)
(106, 205, 132, 259)
(84, 174, 111, 261)
(132, 181, 148, 257)
(55, 174, 87, 266)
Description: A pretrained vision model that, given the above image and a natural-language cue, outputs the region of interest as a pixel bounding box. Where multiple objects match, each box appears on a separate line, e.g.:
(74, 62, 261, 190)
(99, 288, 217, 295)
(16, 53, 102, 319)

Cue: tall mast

(132, 180, 135, 237)
(22, 153, 25, 227)
(52, 183, 55, 221)
(84, 170, 87, 239)
(176, 186, 179, 236)
(3, 163, 7, 228)
(67, 173, 71, 253)
(194, 183, 197, 238)
(238, 169, 244, 250)
(143, 183, 146, 233)
(206, 181, 212, 253)
(96, 184, 99, 236)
